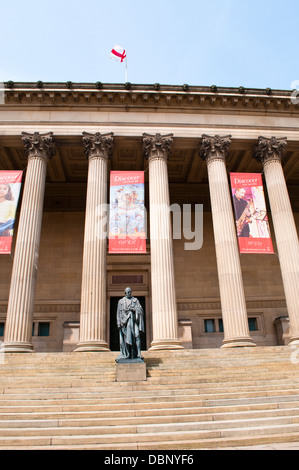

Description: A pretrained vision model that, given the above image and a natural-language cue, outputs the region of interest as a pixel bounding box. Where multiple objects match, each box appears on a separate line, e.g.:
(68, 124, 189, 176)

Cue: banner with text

(109, 171, 146, 253)
(0, 170, 23, 254)
(230, 172, 274, 254)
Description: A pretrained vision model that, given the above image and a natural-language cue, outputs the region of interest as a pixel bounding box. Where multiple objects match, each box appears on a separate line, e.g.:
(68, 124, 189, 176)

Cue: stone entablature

(1, 82, 298, 113)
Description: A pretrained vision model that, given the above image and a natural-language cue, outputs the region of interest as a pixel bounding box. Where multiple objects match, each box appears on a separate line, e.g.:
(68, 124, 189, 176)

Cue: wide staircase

(1, 346, 299, 449)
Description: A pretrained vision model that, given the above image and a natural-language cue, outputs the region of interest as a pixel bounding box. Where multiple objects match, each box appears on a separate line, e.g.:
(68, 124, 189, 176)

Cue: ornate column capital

(252, 136, 287, 165)
(21, 131, 56, 160)
(82, 132, 114, 161)
(199, 134, 232, 164)
(142, 133, 173, 161)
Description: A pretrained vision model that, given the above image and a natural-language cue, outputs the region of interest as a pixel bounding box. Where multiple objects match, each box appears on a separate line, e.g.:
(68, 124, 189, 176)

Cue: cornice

(0, 82, 297, 114)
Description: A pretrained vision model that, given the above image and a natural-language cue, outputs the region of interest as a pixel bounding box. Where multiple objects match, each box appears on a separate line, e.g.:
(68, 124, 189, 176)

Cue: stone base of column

(221, 337, 256, 348)
(3, 342, 34, 353)
(289, 336, 299, 346)
(149, 339, 184, 351)
(74, 341, 110, 352)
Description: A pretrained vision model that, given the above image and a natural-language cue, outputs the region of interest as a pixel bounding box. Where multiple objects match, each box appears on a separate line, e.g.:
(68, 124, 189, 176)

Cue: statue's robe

(116, 296, 144, 359)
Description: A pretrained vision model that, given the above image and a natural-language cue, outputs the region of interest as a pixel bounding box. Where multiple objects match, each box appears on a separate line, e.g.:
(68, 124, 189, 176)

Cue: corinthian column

(75, 132, 113, 352)
(143, 133, 183, 350)
(253, 136, 299, 344)
(4, 132, 56, 352)
(199, 135, 255, 348)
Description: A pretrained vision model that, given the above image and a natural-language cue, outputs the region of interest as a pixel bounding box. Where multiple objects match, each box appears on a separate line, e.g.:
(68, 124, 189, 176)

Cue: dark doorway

(110, 296, 146, 351)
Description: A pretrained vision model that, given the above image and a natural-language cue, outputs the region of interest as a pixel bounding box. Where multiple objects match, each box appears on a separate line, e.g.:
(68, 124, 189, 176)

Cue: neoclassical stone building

(0, 82, 298, 352)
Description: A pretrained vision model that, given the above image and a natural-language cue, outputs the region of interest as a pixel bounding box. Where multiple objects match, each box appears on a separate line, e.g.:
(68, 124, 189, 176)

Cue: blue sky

(0, 0, 298, 90)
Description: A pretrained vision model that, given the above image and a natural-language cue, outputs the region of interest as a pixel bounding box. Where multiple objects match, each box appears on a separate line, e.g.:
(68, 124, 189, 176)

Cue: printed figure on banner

(0, 171, 23, 254)
(230, 173, 274, 254)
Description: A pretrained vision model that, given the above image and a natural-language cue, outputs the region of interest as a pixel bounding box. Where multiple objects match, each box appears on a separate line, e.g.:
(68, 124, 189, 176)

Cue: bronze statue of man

(116, 287, 145, 362)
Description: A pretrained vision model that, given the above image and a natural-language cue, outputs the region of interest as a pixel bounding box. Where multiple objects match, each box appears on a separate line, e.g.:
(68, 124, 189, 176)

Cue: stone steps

(0, 346, 299, 449)
(2, 432, 299, 451)
(2, 405, 299, 428)
(1, 390, 299, 406)
(2, 422, 299, 449)
(1, 413, 299, 437)
(3, 398, 299, 416)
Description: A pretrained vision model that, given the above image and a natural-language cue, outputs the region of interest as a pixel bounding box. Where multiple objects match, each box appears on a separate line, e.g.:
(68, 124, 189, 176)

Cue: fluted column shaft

(254, 136, 299, 344)
(75, 132, 113, 352)
(200, 135, 255, 348)
(143, 133, 183, 350)
(4, 132, 55, 352)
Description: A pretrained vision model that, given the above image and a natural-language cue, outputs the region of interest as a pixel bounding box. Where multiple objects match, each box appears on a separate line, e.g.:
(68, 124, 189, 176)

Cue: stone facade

(0, 82, 298, 352)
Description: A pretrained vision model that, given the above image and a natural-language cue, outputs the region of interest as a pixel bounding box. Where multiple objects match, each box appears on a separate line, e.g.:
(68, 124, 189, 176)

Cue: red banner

(230, 173, 274, 254)
(0, 170, 23, 254)
(109, 171, 146, 253)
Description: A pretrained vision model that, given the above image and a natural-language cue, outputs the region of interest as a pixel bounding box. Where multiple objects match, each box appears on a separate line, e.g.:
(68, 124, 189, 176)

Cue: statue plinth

(116, 361, 147, 382)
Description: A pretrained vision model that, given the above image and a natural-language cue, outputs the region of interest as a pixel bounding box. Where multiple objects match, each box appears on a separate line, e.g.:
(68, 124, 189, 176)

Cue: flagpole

(125, 57, 128, 82)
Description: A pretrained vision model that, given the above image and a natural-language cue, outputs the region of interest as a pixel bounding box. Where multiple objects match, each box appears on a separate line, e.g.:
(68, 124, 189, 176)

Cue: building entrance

(109, 296, 146, 352)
